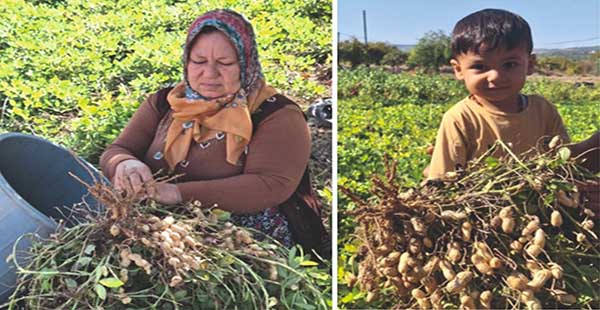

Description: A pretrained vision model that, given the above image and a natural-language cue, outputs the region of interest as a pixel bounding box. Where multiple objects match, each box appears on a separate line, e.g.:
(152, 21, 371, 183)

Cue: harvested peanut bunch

(341, 140, 599, 309)
(6, 177, 328, 310)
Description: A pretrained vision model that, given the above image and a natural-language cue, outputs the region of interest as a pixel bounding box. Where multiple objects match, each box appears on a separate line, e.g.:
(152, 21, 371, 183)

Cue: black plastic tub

(0, 133, 105, 303)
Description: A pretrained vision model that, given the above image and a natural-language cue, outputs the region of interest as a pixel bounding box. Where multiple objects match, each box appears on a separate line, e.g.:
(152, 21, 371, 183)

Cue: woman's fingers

(137, 166, 154, 184)
(128, 172, 144, 194)
(113, 160, 157, 198)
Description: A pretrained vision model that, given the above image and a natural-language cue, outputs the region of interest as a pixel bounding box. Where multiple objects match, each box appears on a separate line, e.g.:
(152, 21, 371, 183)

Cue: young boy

(427, 8, 570, 180)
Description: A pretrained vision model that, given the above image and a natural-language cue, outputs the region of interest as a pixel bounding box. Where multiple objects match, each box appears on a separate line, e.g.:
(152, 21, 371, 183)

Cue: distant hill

(394, 44, 415, 52)
(534, 46, 598, 60)
(393, 44, 598, 60)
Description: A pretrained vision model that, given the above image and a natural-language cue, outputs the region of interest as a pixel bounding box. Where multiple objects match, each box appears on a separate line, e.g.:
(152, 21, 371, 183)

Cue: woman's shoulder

(252, 94, 305, 125)
(147, 86, 176, 115)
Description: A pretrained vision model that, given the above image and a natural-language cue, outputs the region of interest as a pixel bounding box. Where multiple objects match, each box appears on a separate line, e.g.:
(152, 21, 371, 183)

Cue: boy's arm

(427, 114, 468, 180)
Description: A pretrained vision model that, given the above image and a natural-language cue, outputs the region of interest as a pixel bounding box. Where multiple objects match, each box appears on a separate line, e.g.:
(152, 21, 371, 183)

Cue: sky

(337, 0, 600, 49)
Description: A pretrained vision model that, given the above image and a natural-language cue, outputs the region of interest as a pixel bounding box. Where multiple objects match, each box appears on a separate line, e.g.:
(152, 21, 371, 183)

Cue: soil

(529, 73, 600, 84)
(308, 120, 332, 228)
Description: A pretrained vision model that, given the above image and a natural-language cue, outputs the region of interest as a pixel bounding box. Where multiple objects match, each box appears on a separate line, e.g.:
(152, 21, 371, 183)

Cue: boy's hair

(451, 8, 533, 58)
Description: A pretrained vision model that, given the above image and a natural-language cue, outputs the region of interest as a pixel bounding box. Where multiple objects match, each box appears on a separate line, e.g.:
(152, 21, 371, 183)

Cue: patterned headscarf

(183, 9, 263, 100)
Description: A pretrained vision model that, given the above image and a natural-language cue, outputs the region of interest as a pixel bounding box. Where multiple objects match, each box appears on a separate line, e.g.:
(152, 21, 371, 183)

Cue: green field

(0, 0, 331, 163)
(0, 0, 332, 308)
(337, 68, 600, 309)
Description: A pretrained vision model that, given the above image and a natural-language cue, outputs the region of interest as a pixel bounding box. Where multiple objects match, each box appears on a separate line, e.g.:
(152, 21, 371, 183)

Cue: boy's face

(450, 44, 535, 109)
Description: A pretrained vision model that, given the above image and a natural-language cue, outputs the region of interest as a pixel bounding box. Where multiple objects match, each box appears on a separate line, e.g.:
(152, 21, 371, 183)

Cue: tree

(407, 30, 451, 72)
(365, 42, 392, 66)
(381, 49, 408, 67)
(338, 39, 367, 68)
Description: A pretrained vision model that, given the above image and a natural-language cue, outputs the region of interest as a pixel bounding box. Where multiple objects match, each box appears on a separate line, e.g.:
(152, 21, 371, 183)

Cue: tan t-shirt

(428, 95, 569, 179)
(100, 90, 311, 214)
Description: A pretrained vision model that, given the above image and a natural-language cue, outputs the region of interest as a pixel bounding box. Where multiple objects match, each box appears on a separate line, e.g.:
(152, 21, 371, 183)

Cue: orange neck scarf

(164, 80, 277, 170)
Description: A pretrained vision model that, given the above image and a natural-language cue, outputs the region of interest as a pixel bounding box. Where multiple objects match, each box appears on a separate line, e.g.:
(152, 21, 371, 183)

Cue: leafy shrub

(406, 30, 451, 72)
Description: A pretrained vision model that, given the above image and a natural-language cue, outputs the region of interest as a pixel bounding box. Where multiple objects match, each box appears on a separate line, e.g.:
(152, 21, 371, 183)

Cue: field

(0, 0, 332, 308)
(337, 68, 600, 309)
(0, 0, 331, 162)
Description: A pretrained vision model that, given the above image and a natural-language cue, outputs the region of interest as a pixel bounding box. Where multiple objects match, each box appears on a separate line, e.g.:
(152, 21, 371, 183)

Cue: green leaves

(99, 277, 124, 288)
(299, 260, 319, 267)
(0, 0, 331, 164)
(94, 283, 107, 300)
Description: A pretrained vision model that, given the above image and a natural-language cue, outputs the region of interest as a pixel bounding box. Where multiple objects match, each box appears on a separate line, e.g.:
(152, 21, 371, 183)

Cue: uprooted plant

(5, 173, 329, 310)
(341, 138, 599, 309)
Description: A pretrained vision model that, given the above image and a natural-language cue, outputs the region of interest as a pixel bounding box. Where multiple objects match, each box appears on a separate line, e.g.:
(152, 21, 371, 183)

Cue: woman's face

(187, 31, 241, 99)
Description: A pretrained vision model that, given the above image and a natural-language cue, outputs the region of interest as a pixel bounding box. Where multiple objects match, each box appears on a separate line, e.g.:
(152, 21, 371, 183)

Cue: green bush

(406, 30, 451, 72)
(0, 0, 331, 163)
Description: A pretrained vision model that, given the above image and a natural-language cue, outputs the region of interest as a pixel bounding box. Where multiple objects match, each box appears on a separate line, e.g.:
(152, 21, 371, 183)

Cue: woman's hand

(148, 183, 182, 205)
(113, 159, 155, 196)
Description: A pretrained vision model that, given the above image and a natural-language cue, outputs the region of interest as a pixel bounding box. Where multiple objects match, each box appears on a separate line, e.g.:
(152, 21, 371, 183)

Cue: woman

(99, 9, 312, 247)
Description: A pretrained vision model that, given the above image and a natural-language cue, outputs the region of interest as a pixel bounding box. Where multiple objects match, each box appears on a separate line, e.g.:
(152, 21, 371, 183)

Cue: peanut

(525, 244, 542, 257)
(445, 270, 473, 294)
(479, 290, 492, 309)
(533, 229, 546, 248)
(510, 240, 523, 252)
(440, 210, 467, 221)
(549, 263, 563, 279)
(549, 135, 561, 149)
(420, 276, 437, 294)
(551, 210, 563, 227)
(169, 275, 183, 287)
(489, 257, 502, 269)
(447, 242, 462, 263)
(522, 217, 539, 236)
(459, 295, 476, 310)
(506, 273, 528, 290)
(527, 269, 552, 290)
(110, 225, 120, 237)
(501, 217, 515, 234)
(557, 190, 578, 208)
(582, 219, 594, 230)
(461, 221, 472, 241)
(439, 259, 456, 281)
(499, 206, 513, 218)
(397, 252, 411, 275)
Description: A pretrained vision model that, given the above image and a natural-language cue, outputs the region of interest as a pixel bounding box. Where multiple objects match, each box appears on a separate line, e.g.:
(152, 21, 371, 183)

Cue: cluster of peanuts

(111, 213, 207, 288)
(346, 141, 599, 309)
(216, 223, 280, 281)
(110, 205, 282, 289)
(351, 197, 594, 310)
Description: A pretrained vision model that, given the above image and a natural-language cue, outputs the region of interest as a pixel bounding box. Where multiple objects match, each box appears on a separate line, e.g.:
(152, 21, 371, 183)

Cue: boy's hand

(423, 144, 434, 178)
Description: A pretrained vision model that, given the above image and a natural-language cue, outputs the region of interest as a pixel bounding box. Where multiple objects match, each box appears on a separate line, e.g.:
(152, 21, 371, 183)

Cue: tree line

(339, 31, 600, 76)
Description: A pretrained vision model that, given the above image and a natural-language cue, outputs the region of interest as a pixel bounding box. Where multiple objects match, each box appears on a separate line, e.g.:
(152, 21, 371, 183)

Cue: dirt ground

(308, 120, 332, 228)
(528, 73, 600, 84)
